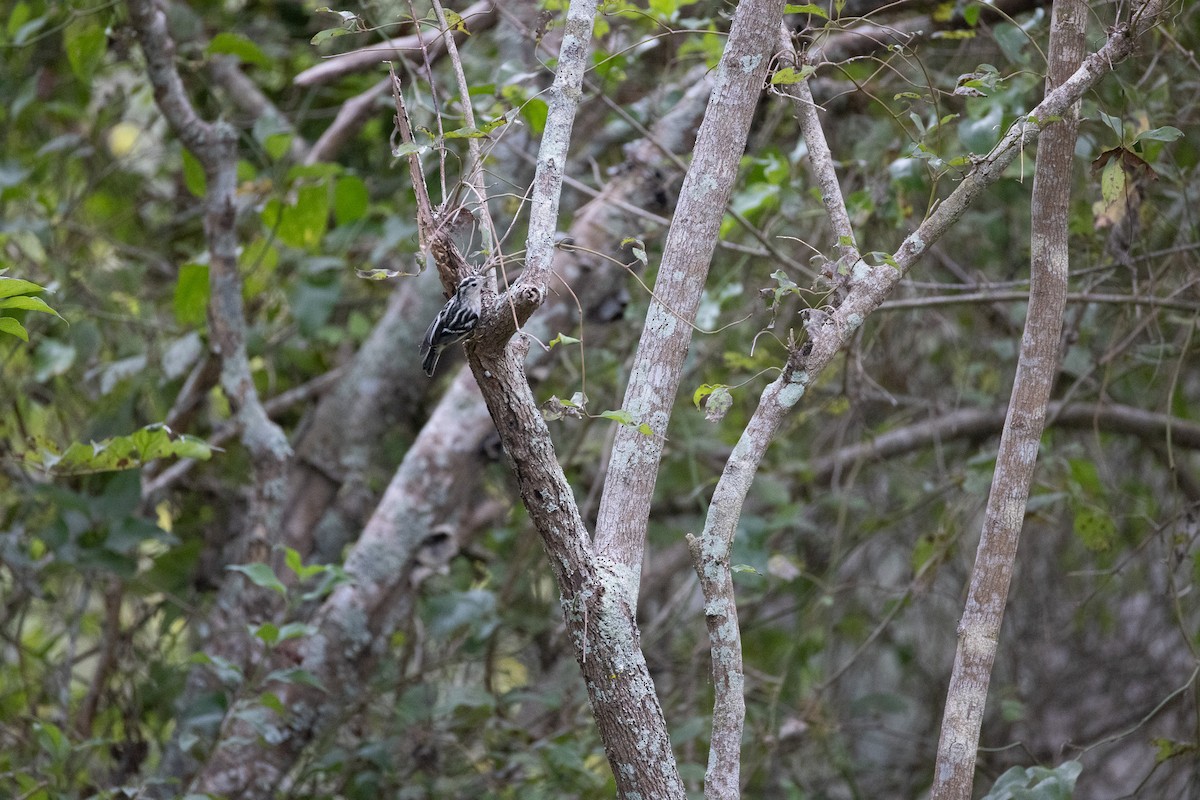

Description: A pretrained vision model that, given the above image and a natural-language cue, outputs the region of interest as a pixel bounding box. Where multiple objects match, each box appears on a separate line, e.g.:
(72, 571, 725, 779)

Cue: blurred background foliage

(1, 0, 1198, 798)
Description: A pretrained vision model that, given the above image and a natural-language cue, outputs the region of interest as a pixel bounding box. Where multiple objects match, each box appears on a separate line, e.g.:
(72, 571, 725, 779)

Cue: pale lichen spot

(704, 597, 729, 617)
(739, 54, 762, 73)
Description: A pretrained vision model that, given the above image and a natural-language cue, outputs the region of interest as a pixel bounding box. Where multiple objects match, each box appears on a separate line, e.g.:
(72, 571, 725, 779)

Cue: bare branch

(207, 55, 309, 161)
(306, 77, 391, 165)
(294, 1, 497, 87)
(931, 0, 1086, 795)
(808, 401, 1200, 485)
(801, 0, 1170, 378)
(515, 0, 599, 294)
(126, 0, 291, 525)
(690, 347, 808, 799)
(465, 336, 687, 799)
(143, 367, 344, 497)
(594, 0, 788, 601)
(431, 0, 486, 199)
(880, 290, 1200, 313)
(779, 27, 859, 264)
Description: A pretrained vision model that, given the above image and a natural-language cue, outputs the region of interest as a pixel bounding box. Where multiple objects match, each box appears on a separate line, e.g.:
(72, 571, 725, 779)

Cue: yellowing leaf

(491, 657, 528, 694)
(108, 122, 140, 158)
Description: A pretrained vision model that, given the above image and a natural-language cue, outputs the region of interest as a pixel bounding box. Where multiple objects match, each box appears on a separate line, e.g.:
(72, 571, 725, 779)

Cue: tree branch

(594, 0, 788, 602)
(127, 0, 291, 496)
(801, 0, 1169, 378)
(188, 368, 495, 796)
(931, 0, 1085, 795)
(466, 340, 687, 799)
(306, 77, 391, 165)
(689, 347, 809, 799)
(513, 0, 598, 294)
(807, 401, 1200, 486)
(780, 26, 858, 264)
(294, 1, 497, 87)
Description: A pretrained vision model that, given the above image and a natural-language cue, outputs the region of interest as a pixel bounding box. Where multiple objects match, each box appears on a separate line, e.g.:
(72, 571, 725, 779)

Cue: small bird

(420, 275, 485, 376)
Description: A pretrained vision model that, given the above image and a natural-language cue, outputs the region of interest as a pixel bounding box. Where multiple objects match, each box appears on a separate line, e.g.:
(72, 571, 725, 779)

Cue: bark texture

(931, 1, 1087, 796)
(594, 0, 788, 602)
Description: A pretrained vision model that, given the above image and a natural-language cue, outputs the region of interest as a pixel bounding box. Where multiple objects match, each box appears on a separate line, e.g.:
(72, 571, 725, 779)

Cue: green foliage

(0, 275, 63, 341)
(2, 0, 1198, 797)
(982, 760, 1082, 800)
(14, 424, 213, 476)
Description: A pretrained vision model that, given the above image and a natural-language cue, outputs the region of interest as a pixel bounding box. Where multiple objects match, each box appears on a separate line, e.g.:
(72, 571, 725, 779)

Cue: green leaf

(442, 110, 516, 140)
(599, 409, 635, 426)
(0, 316, 29, 341)
(11, 14, 49, 47)
(264, 185, 330, 250)
(1073, 506, 1116, 552)
(770, 65, 815, 85)
(0, 277, 43, 298)
(277, 622, 316, 641)
(311, 26, 353, 45)
(1133, 125, 1183, 144)
(285, 546, 303, 577)
(0, 294, 64, 319)
(34, 339, 76, 380)
(7, 3, 31, 39)
(731, 563, 761, 575)
(1099, 157, 1126, 204)
(520, 98, 549, 135)
(173, 437, 213, 460)
(227, 563, 287, 595)
(785, 3, 828, 17)
(251, 621, 281, 645)
(392, 142, 428, 158)
(259, 691, 286, 715)
(181, 148, 207, 197)
(174, 263, 210, 326)
(263, 133, 292, 161)
(207, 32, 272, 68)
(314, 7, 361, 23)
(12, 424, 213, 475)
(981, 760, 1081, 800)
(621, 238, 648, 267)
(333, 175, 369, 225)
(356, 268, 402, 280)
(692, 383, 728, 409)
(264, 667, 325, 689)
(701, 386, 733, 423)
(64, 16, 107, 83)
(439, 8, 467, 33)
(548, 332, 580, 348)
(284, 546, 325, 580)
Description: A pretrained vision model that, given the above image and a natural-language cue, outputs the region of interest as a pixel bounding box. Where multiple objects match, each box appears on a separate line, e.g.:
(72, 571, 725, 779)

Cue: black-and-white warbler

(420, 275, 485, 376)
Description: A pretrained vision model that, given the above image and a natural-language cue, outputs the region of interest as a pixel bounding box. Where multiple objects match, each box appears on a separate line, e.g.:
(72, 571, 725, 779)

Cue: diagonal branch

(682, 1, 1167, 796)
(465, 338, 687, 798)
(126, 0, 291, 543)
(689, 346, 809, 799)
(800, 0, 1169, 379)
